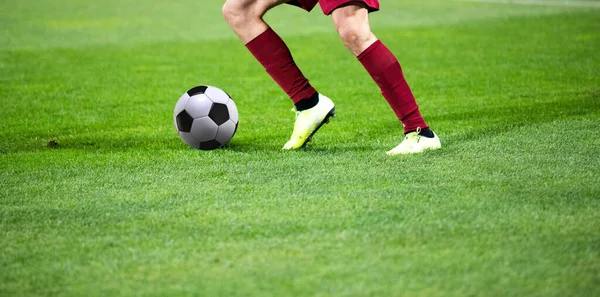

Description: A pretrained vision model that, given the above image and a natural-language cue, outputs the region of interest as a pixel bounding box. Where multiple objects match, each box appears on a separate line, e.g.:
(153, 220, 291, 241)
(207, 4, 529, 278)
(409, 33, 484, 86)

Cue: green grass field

(1, 0, 599, 296)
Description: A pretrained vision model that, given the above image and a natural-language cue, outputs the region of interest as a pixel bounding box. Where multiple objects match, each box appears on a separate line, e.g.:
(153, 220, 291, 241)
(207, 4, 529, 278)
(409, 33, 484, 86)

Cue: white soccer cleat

(386, 128, 441, 155)
(283, 94, 335, 150)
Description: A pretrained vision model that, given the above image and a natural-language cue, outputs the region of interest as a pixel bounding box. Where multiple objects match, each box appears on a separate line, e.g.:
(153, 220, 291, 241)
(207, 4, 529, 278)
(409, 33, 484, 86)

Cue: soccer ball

(174, 85, 238, 150)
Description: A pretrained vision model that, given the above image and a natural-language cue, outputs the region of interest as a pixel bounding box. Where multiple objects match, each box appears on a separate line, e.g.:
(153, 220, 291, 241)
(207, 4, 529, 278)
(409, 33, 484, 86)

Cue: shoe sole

(386, 146, 441, 156)
(301, 107, 336, 148)
(386, 142, 442, 155)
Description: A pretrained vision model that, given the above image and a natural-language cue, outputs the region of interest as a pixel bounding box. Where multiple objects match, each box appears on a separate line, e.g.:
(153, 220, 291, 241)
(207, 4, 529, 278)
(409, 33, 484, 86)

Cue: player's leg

(222, 0, 336, 150)
(223, 0, 313, 101)
(329, 2, 440, 155)
(222, 0, 285, 43)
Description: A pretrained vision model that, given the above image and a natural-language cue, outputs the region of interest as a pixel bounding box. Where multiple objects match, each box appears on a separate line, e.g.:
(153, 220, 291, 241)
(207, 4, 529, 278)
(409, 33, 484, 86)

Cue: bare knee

(332, 5, 377, 56)
(337, 24, 377, 56)
(338, 25, 369, 53)
(223, 0, 286, 43)
(222, 0, 251, 29)
(222, 0, 284, 28)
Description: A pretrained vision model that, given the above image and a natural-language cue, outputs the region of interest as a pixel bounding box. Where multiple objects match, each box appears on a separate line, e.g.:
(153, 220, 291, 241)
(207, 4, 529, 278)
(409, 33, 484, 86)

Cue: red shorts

(288, 0, 380, 15)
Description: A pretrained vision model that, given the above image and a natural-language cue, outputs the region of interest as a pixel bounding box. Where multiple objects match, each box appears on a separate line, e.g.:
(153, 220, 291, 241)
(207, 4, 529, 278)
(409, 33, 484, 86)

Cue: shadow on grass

(215, 141, 386, 155)
(426, 90, 599, 146)
(1, 134, 282, 155)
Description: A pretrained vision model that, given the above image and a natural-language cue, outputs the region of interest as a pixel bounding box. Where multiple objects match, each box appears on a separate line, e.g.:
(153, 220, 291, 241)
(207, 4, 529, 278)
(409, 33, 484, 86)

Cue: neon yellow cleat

(386, 128, 441, 155)
(283, 94, 335, 150)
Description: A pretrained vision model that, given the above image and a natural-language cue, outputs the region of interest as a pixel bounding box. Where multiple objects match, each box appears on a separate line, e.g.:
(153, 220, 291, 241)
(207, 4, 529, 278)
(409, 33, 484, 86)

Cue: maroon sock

(358, 40, 428, 133)
(245, 28, 316, 104)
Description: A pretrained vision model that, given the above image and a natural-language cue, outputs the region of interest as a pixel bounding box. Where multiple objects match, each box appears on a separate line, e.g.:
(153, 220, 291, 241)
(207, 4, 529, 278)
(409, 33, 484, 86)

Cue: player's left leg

(328, 2, 441, 155)
(222, 0, 336, 150)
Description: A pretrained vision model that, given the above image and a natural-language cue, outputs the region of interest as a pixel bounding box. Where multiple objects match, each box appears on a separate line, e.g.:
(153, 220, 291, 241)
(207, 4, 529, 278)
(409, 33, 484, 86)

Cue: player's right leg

(328, 2, 441, 155)
(222, 0, 336, 150)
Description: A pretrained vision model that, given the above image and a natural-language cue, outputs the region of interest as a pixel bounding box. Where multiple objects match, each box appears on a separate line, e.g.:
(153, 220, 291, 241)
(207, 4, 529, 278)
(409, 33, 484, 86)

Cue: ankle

(405, 127, 434, 138)
(295, 92, 319, 111)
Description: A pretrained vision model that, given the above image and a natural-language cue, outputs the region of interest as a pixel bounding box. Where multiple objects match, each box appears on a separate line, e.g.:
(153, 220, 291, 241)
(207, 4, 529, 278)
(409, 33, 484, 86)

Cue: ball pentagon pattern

(173, 86, 238, 150)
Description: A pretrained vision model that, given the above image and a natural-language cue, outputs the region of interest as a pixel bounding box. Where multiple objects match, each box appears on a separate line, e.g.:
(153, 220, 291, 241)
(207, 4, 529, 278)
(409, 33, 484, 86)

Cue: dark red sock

(358, 40, 428, 133)
(245, 28, 316, 103)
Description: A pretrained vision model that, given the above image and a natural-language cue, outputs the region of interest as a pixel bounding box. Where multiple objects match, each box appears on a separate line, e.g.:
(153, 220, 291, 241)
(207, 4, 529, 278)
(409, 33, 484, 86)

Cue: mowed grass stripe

(457, 0, 600, 8)
(1, 0, 590, 49)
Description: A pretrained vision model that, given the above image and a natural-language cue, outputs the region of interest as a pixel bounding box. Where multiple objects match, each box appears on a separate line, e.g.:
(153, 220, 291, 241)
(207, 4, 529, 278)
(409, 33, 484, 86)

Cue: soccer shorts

(288, 0, 380, 15)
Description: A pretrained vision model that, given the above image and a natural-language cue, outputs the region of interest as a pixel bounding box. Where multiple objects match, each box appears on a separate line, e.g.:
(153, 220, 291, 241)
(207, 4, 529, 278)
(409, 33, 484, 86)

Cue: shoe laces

(290, 107, 304, 120)
(405, 127, 422, 143)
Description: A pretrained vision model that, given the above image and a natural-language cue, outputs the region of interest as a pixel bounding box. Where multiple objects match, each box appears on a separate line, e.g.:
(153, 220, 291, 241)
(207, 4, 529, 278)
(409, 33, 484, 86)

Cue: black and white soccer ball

(174, 86, 238, 150)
